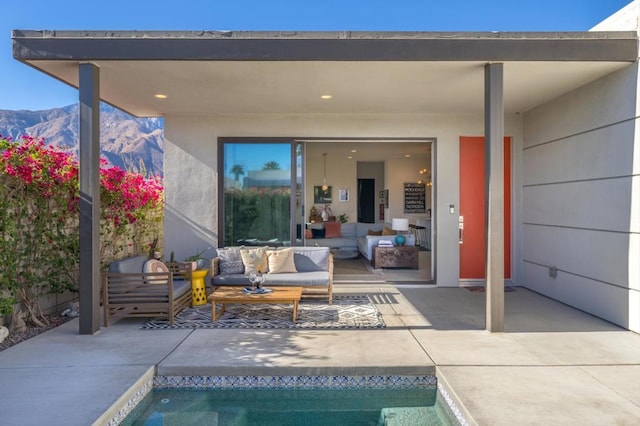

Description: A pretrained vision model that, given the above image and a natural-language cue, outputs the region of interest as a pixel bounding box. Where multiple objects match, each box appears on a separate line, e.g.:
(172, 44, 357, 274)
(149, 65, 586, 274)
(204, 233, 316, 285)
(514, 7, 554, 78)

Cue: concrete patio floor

(0, 285, 638, 425)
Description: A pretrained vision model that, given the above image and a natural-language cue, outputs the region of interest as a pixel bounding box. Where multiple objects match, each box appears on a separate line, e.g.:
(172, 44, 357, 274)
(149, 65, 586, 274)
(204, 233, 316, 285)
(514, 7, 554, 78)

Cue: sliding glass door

(220, 139, 298, 247)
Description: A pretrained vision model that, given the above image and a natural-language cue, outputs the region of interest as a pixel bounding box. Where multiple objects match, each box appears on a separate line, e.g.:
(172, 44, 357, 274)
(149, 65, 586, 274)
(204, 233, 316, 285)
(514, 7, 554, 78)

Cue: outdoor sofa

(102, 255, 192, 326)
(210, 246, 333, 303)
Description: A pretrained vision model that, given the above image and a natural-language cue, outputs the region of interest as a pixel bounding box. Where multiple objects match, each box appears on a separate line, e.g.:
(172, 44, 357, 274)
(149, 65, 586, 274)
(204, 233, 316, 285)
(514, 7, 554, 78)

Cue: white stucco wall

(591, 0, 639, 31)
(305, 143, 359, 222)
(522, 63, 640, 332)
(164, 113, 523, 287)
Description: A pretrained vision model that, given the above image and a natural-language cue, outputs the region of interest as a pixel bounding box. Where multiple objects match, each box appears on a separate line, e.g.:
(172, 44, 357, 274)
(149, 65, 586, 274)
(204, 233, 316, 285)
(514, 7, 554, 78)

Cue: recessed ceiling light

(347, 156, 353, 159)
(320, 94, 333, 100)
(405, 154, 411, 157)
(154, 94, 168, 99)
(351, 149, 357, 153)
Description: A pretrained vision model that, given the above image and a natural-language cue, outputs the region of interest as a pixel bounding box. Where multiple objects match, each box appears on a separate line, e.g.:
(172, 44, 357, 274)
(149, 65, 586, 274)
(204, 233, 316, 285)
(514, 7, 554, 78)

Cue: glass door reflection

(222, 141, 293, 247)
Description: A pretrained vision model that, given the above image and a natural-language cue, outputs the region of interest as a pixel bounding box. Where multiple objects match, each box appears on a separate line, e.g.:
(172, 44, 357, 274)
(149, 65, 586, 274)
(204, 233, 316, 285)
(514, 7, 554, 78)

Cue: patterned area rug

(141, 295, 385, 330)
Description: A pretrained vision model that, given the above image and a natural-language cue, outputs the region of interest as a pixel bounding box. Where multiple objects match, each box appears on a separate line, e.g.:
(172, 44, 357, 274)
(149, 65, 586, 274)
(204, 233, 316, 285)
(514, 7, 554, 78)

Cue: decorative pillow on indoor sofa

(311, 228, 325, 239)
(382, 226, 397, 235)
(324, 222, 342, 238)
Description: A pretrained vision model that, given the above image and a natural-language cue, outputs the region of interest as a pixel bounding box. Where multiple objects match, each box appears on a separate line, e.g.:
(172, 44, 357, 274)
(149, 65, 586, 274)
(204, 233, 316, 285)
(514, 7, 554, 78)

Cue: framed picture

(313, 186, 332, 203)
(383, 189, 389, 208)
(338, 188, 349, 202)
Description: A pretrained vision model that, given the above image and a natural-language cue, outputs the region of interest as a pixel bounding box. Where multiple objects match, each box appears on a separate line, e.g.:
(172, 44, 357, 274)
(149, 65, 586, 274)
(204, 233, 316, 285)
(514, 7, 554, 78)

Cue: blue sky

(1, 0, 631, 111)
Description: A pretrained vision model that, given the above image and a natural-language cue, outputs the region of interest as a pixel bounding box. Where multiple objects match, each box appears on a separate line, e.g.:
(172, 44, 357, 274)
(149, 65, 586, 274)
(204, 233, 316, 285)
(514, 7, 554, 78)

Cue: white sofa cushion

(291, 246, 330, 271)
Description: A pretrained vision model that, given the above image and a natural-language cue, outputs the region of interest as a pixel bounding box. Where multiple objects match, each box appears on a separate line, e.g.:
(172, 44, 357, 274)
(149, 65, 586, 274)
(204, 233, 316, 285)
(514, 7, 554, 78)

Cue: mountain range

(0, 104, 164, 177)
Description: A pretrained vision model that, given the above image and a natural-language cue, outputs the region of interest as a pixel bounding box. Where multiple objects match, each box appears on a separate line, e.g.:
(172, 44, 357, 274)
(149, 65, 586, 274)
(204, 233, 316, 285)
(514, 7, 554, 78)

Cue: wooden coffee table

(208, 286, 303, 322)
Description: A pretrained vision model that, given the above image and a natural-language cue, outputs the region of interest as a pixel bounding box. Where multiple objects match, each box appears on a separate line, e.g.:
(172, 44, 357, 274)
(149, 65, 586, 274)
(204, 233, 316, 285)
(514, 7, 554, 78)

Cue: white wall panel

(523, 178, 634, 232)
(591, 0, 639, 31)
(524, 65, 638, 148)
(523, 121, 635, 185)
(523, 225, 630, 289)
(523, 263, 633, 330)
(523, 61, 639, 331)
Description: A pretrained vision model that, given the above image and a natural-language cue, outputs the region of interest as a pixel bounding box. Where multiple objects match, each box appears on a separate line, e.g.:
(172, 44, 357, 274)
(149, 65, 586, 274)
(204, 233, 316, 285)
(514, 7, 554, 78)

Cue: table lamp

(392, 218, 409, 245)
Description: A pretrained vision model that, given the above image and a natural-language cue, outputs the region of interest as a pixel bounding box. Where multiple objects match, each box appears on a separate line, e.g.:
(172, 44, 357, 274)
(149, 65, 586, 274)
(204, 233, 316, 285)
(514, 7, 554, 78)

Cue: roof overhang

(12, 30, 638, 117)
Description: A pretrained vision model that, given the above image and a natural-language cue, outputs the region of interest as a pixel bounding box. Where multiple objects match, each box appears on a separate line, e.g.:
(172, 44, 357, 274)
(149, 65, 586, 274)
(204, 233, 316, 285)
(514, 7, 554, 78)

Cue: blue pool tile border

(437, 381, 470, 426)
(154, 374, 437, 389)
(105, 377, 153, 426)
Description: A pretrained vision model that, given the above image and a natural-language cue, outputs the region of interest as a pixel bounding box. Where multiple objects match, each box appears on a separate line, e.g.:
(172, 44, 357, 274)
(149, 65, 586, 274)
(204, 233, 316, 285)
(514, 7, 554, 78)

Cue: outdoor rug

(140, 295, 385, 330)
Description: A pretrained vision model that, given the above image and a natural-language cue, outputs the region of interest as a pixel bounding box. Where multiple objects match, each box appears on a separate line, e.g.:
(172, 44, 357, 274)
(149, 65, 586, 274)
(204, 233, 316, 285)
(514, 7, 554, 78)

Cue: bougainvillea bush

(0, 135, 163, 327)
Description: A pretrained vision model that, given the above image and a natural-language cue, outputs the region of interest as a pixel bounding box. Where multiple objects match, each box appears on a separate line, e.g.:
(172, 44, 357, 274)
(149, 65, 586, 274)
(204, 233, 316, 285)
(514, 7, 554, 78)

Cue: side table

(373, 245, 419, 269)
(190, 269, 209, 306)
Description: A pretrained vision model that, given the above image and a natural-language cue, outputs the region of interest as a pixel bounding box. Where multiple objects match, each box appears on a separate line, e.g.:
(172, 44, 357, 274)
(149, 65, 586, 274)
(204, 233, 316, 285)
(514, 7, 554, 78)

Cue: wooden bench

(102, 256, 193, 326)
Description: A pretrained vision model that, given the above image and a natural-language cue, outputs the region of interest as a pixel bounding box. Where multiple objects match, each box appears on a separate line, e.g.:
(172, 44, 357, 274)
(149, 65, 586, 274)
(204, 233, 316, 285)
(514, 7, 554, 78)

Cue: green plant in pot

(338, 213, 349, 224)
(185, 247, 210, 270)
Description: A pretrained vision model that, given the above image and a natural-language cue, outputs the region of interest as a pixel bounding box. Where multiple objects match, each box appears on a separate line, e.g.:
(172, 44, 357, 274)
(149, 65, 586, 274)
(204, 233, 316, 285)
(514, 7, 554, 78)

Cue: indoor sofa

(210, 246, 333, 303)
(305, 221, 415, 263)
(305, 222, 387, 251)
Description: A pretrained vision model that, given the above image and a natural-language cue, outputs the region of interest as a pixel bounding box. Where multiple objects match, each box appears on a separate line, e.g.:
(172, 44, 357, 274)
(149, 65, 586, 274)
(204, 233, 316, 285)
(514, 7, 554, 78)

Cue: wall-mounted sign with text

(404, 182, 426, 213)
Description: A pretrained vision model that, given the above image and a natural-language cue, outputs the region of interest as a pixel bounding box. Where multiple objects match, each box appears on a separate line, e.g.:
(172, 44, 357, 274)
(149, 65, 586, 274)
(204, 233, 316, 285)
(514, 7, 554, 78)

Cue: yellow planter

(190, 269, 208, 306)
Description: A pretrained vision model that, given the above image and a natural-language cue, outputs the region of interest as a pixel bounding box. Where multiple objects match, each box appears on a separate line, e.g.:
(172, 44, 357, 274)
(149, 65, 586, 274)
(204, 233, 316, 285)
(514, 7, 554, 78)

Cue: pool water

(122, 387, 457, 425)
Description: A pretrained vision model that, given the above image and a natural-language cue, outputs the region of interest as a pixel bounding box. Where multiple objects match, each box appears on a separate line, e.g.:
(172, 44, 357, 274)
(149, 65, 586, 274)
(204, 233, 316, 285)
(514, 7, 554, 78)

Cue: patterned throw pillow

(142, 259, 169, 284)
(266, 248, 297, 274)
(217, 247, 244, 275)
(240, 247, 269, 274)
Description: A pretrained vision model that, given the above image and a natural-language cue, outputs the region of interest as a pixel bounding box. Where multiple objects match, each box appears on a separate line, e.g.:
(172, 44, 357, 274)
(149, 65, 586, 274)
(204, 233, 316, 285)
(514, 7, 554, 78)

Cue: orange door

(459, 136, 511, 279)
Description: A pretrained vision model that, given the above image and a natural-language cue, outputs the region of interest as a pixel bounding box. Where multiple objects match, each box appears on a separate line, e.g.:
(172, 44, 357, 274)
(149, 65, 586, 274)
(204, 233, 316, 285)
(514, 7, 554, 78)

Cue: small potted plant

(147, 237, 161, 260)
(185, 247, 210, 270)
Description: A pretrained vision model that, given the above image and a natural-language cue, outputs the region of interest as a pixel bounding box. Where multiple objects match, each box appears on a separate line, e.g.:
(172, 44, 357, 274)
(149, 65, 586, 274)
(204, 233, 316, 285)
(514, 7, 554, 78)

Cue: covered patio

(12, 26, 640, 336)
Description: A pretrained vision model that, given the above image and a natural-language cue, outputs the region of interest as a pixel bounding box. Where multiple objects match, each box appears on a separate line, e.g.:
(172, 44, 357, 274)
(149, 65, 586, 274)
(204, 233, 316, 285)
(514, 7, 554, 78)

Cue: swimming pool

(122, 387, 457, 425)
(113, 374, 462, 425)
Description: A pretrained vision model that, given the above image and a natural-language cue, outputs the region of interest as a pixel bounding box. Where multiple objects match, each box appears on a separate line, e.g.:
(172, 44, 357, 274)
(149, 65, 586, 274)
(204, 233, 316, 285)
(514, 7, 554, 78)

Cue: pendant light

(321, 153, 328, 191)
